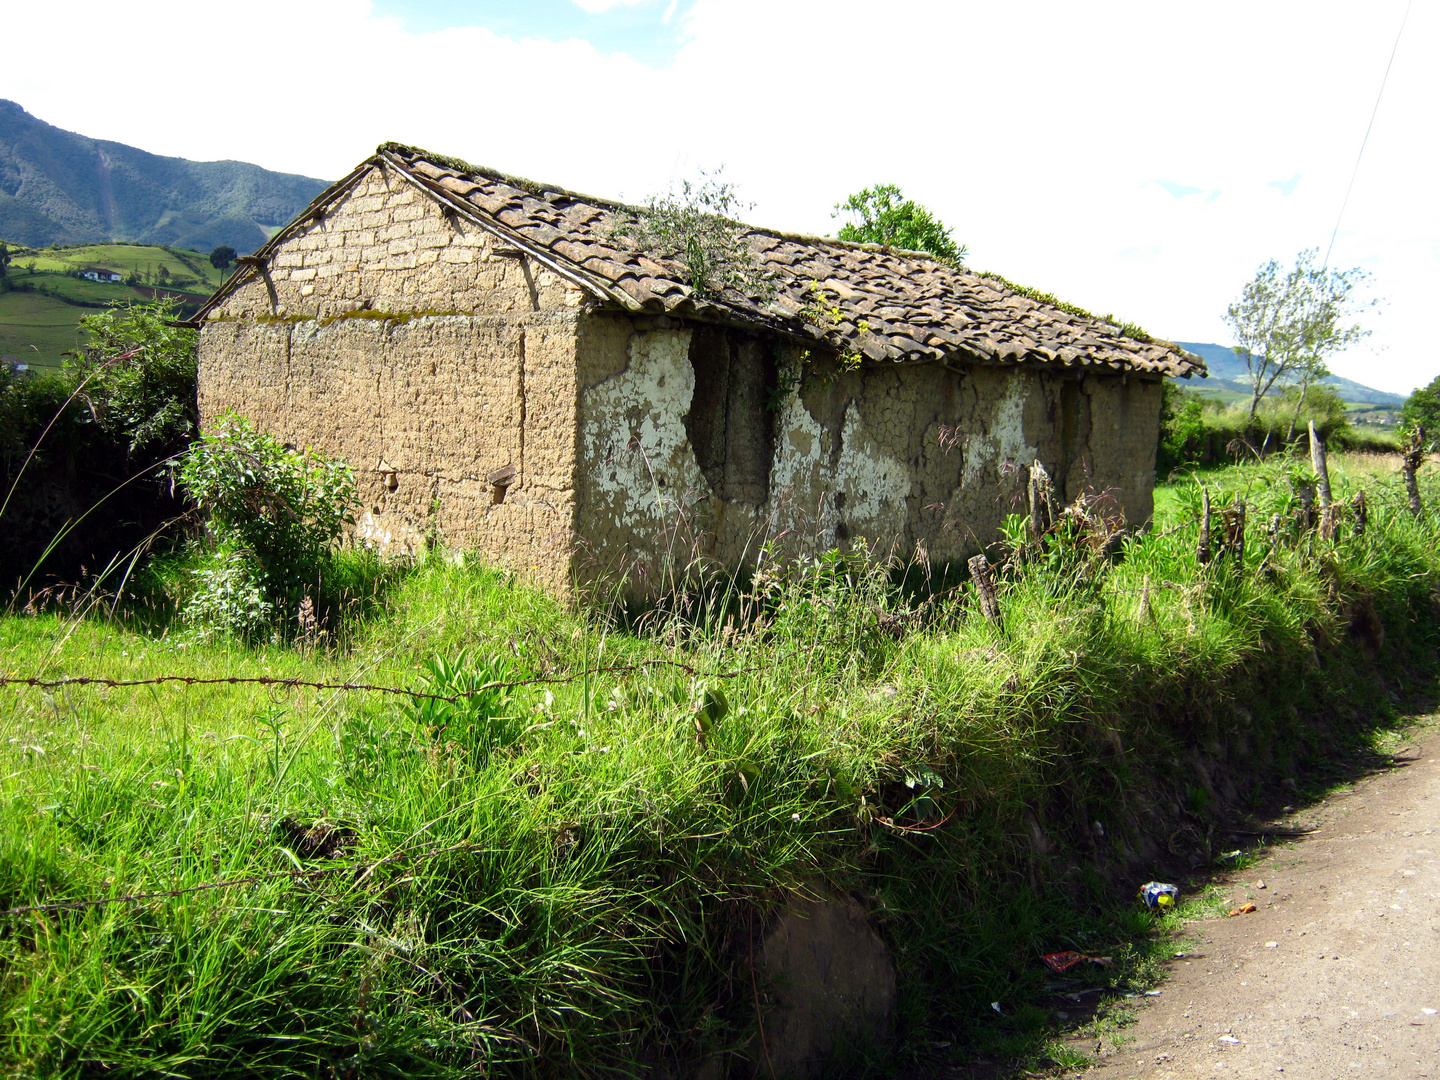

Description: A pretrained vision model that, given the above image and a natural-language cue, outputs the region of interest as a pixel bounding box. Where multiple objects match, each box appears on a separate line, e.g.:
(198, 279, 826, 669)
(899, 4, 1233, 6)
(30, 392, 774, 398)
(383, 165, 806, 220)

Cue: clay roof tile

(325, 144, 1210, 380)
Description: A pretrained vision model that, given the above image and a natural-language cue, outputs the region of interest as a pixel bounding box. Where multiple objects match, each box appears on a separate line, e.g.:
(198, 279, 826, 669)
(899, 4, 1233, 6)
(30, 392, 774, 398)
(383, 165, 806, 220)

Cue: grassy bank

(1, 453, 1438, 1078)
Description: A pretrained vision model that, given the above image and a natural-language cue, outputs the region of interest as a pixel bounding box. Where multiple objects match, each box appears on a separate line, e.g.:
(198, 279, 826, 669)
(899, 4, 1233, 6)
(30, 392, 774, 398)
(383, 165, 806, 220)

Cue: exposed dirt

(1076, 715, 1440, 1079)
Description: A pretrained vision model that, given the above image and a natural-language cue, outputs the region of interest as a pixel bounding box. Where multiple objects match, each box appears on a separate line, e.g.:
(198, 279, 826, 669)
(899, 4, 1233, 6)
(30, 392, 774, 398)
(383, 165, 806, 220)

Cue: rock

(756, 889, 896, 1079)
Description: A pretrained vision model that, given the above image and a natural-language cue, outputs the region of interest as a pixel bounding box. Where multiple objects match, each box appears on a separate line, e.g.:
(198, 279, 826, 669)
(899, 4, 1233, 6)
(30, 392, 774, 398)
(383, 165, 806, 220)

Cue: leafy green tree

(1223, 249, 1374, 429)
(1400, 374, 1440, 448)
(67, 298, 198, 458)
(833, 184, 966, 265)
(209, 245, 237, 271)
(0, 242, 10, 280)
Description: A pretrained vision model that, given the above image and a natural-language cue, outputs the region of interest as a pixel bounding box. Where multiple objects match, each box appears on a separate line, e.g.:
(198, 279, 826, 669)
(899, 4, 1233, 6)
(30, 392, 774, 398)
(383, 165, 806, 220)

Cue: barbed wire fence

(0, 657, 754, 704)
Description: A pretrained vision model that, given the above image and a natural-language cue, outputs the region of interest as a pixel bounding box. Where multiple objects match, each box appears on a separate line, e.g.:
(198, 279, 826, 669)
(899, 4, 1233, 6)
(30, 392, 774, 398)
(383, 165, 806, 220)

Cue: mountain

(0, 101, 330, 254)
(1176, 341, 1406, 407)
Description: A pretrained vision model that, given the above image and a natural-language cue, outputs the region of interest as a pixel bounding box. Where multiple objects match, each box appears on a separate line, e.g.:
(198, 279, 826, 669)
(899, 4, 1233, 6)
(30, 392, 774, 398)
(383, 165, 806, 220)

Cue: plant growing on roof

(622, 168, 775, 302)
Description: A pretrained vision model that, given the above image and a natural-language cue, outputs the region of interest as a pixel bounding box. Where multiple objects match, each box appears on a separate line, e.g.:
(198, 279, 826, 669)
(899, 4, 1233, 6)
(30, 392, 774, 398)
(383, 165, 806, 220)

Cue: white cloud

(4, 0, 1436, 393)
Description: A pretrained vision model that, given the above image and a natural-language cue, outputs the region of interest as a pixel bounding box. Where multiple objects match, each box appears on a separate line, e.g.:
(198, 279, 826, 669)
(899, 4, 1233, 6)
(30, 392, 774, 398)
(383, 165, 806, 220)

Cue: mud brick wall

(198, 163, 586, 590)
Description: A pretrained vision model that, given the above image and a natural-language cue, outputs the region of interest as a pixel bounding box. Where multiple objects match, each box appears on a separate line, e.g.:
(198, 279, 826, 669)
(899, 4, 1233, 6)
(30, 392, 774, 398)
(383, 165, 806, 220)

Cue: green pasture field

(0, 450, 1437, 1078)
(0, 266, 213, 368)
(0, 290, 90, 367)
(6, 242, 227, 291)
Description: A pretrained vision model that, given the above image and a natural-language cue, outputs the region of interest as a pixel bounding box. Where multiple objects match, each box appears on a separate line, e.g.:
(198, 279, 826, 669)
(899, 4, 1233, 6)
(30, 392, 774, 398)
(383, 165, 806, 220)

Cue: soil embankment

(1085, 717, 1440, 1079)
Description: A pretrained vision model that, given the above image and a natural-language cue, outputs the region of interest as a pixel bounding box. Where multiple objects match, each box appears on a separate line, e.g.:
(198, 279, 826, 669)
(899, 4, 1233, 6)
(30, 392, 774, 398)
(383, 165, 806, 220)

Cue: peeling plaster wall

(573, 317, 1161, 595)
(573, 317, 721, 586)
(197, 164, 585, 591)
(766, 357, 1160, 565)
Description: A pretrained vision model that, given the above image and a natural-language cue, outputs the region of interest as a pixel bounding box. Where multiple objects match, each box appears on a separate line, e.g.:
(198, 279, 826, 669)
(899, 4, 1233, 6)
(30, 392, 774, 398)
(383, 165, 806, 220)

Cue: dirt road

(1084, 719, 1440, 1079)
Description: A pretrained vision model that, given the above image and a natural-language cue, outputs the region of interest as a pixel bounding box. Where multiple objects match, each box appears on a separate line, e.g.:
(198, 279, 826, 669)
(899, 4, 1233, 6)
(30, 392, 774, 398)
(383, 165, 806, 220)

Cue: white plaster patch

(766, 393, 911, 543)
(579, 329, 709, 528)
(962, 376, 1034, 488)
(769, 391, 828, 511)
(357, 510, 423, 557)
(834, 402, 912, 533)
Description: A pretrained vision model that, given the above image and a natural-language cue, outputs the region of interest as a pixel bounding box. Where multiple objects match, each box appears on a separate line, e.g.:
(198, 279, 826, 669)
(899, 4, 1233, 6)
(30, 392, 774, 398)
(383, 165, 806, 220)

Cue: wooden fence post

(1027, 460, 1055, 543)
(1402, 426, 1426, 519)
(1220, 499, 1246, 567)
(967, 554, 1003, 628)
(1296, 478, 1317, 531)
(1309, 421, 1333, 510)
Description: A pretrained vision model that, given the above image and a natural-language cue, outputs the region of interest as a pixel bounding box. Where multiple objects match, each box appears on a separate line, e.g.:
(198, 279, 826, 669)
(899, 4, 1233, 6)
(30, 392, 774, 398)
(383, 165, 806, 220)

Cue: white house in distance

(81, 267, 122, 282)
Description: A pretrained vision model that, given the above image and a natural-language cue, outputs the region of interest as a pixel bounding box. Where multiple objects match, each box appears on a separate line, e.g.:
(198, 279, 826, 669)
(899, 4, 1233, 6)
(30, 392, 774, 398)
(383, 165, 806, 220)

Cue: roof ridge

(377, 143, 1197, 361)
(378, 142, 950, 264)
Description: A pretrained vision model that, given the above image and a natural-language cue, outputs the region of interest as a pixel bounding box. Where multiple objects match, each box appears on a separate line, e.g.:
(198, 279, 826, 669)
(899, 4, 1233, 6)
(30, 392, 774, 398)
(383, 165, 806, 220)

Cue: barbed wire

(0, 658, 754, 703)
(0, 837, 484, 918)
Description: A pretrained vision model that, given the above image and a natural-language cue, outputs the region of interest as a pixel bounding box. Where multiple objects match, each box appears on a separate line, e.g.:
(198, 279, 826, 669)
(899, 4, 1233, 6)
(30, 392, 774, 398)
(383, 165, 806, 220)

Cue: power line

(1324, 0, 1413, 268)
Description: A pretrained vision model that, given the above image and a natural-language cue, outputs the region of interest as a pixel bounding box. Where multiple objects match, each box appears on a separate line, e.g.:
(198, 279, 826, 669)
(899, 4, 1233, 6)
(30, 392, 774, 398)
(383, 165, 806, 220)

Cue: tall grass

(0, 454, 1437, 1078)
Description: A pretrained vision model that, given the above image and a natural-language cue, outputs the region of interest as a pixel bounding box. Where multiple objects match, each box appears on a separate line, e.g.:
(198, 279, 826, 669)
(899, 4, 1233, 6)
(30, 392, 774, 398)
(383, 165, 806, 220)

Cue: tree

(210, 245, 237, 271)
(67, 298, 198, 458)
(0, 242, 10, 280)
(1400, 374, 1440, 450)
(833, 184, 966, 265)
(1223, 249, 1373, 430)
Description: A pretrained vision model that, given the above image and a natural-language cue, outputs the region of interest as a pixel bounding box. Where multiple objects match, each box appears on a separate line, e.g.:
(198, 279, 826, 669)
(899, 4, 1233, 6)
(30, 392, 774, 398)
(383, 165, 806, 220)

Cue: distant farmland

(1, 241, 222, 368)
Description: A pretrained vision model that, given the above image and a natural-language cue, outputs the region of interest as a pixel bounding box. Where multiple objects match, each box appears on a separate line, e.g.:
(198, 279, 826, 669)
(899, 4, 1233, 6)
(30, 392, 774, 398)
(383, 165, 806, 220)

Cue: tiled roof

(220, 143, 1206, 379)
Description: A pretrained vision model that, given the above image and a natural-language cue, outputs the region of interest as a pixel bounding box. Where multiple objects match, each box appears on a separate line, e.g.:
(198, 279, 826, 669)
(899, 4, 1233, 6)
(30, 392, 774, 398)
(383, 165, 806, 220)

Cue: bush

(1156, 380, 1357, 473)
(0, 302, 195, 594)
(1156, 380, 1207, 475)
(176, 414, 358, 639)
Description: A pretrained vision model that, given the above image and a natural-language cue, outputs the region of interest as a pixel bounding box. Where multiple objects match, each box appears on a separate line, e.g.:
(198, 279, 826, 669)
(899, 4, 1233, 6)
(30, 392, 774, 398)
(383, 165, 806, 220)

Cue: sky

(5, 0, 1437, 394)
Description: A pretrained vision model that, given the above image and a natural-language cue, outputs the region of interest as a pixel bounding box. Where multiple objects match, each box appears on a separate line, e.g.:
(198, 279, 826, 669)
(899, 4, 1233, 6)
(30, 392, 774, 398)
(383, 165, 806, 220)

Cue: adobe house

(193, 143, 1204, 595)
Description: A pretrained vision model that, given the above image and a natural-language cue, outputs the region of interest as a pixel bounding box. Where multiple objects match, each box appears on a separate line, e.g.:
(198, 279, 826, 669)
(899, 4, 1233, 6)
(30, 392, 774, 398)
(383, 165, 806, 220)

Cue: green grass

(0, 291, 91, 368)
(1, 453, 1438, 1078)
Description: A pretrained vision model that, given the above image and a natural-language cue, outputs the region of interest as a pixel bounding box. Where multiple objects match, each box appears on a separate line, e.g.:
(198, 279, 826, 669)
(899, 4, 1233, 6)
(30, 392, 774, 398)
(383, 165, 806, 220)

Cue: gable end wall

(197, 163, 587, 591)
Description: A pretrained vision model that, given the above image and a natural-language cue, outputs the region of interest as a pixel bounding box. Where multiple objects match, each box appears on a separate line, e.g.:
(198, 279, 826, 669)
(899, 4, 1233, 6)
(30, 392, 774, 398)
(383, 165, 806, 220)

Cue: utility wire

(1324, 0, 1413, 267)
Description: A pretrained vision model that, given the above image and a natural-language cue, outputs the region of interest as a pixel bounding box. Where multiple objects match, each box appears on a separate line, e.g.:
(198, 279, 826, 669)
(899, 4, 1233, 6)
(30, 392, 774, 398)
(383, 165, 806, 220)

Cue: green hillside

(0, 100, 328, 253)
(0, 241, 218, 368)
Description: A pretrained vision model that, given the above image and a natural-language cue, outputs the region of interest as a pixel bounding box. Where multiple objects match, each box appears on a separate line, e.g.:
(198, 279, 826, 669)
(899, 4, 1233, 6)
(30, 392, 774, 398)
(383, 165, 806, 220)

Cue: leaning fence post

(1309, 421, 1333, 509)
(1197, 487, 1213, 565)
(1401, 426, 1426, 519)
(967, 554, 1003, 627)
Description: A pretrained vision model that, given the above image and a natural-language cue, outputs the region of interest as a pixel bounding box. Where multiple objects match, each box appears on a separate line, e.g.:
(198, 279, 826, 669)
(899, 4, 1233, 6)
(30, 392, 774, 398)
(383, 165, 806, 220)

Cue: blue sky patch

(1154, 179, 1204, 198)
(1267, 173, 1301, 196)
(373, 0, 691, 67)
